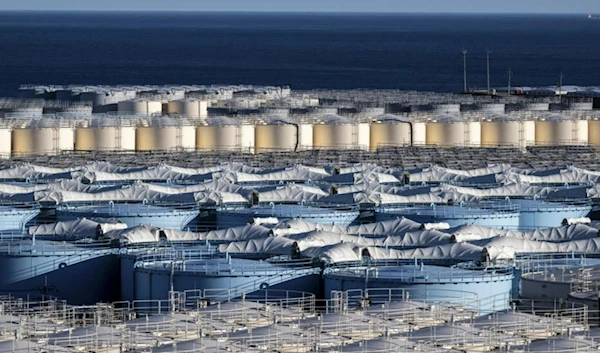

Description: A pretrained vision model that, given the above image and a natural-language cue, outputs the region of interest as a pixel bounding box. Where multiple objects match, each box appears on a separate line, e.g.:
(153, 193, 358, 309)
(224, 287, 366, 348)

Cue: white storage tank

(196, 117, 241, 151)
(369, 114, 411, 151)
(167, 98, 208, 120)
(254, 118, 298, 153)
(260, 107, 290, 117)
(535, 114, 576, 145)
(481, 115, 521, 147)
(467, 120, 481, 147)
(12, 119, 74, 157)
(425, 115, 466, 146)
(80, 89, 137, 113)
(118, 99, 163, 115)
(567, 102, 594, 111)
(75, 117, 136, 151)
(299, 122, 313, 150)
(135, 116, 195, 151)
(0, 122, 12, 159)
(313, 115, 356, 149)
(412, 121, 427, 145)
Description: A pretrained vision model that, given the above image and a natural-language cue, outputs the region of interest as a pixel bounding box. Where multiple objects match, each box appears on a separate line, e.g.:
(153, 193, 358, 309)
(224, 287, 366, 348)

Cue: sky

(0, 0, 597, 13)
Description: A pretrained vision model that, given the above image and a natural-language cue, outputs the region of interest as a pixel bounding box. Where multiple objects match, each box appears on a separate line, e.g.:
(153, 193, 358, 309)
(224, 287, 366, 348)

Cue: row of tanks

(0, 111, 598, 157)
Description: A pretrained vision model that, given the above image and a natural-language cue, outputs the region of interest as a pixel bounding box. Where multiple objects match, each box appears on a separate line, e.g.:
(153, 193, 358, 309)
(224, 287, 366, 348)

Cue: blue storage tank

(323, 264, 513, 314)
(57, 204, 199, 230)
(375, 203, 520, 229)
(217, 204, 359, 228)
(0, 239, 119, 304)
(509, 199, 592, 229)
(133, 257, 321, 301)
(0, 205, 40, 231)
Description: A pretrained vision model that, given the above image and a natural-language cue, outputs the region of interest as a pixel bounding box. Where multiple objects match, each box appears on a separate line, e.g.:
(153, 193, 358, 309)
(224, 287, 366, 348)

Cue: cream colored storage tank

(425, 115, 466, 146)
(313, 115, 355, 149)
(135, 117, 189, 151)
(369, 114, 411, 151)
(12, 119, 74, 157)
(588, 118, 600, 147)
(299, 123, 313, 150)
(118, 99, 162, 115)
(167, 99, 199, 118)
(75, 118, 136, 151)
(576, 119, 589, 144)
(480, 115, 521, 147)
(196, 117, 240, 151)
(254, 119, 298, 153)
(535, 114, 575, 145)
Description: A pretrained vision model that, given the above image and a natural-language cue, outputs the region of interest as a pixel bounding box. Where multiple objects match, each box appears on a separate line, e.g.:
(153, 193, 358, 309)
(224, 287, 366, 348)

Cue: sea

(0, 11, 598, 96)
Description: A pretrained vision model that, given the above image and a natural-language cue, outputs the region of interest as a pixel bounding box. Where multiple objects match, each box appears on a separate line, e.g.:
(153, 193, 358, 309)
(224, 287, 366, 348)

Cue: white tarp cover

(409, 165, 510, 183)
(300, 243, 364, 263)
(103, 225, 161, 243)
(347, 217, 423, 236)
(364, 242, 484, 262)
(389, 229, 452, 248)
(254, 185, 328, 203)
(447, 224, 599, 243)
(285, 230, 380, 251)
(217, 236, 294, 256)
(28, 218, 127, 239)
(164, 224, 272, 242)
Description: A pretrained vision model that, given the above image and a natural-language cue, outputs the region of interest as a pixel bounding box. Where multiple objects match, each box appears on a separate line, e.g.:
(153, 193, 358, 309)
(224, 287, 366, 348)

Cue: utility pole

(507, 68, 513, 96)
(559, 72, 564, 100)
(462, 49, 468, 93)
(486, 49, 492, 94)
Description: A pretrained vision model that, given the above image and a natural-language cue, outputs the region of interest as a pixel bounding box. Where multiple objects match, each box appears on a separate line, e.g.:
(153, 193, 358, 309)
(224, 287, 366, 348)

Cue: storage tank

(80, 89, 137, 113)
(196, 117, 241, 151)
(299, 123, 313, 150)
(309, 107, 338, 116)
(324, 265, 513, 313)
(12, 119, 75, 157)
(467, 120, 481, 146)
(75, 117, 136, 151)
(313, 115, 356, 149)
(0, 122, 12, 159)
(369, 114, 411, 151)
(480, 115, 521, 147)
(135, 116, 195, 151)
(134, 257, 320, 301)
(535, 114, 575, 145)
(254, 118, 298, 153)
(511, 199, 592, 229)
(217, 204, 360, 228)
(57, 204, 199, 230)
(425, 115, 466, 146)
(118, 99, 162, 115)
(412, 121, 427, 145)
(589, 118, 600, 147)
(376, 203, 520, 229)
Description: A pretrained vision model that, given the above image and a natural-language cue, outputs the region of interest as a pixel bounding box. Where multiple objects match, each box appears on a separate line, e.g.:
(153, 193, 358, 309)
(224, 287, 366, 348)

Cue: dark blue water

(0, 11, 598, 96)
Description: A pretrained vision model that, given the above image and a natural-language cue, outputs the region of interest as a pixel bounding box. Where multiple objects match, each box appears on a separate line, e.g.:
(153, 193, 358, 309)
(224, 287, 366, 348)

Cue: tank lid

(540, 114, 573, 121)
(375, 114, 411, 123)
(206, 116, 240, 126)
(431, 115, 465, 123)
(319, 114, 351, 124)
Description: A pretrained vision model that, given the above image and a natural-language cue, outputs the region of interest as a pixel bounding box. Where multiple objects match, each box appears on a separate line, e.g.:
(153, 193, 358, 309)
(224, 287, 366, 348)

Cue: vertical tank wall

(412, 121, 427, 145)
(467, 121, 481, 147)
(369, 120, 411, 151)
(0, 128, 12, 159)
(357, 123, 370, 150)
(480, 117, 520, 147)
(589, 119, 600, 147)
(299, 123, 313, 150)
(12, 122, 74, 157)
(196, 122, 240, 151)
(426, 117, 466, 146)
(535, 116, 575, 145)
(254, 123, 297, 153)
